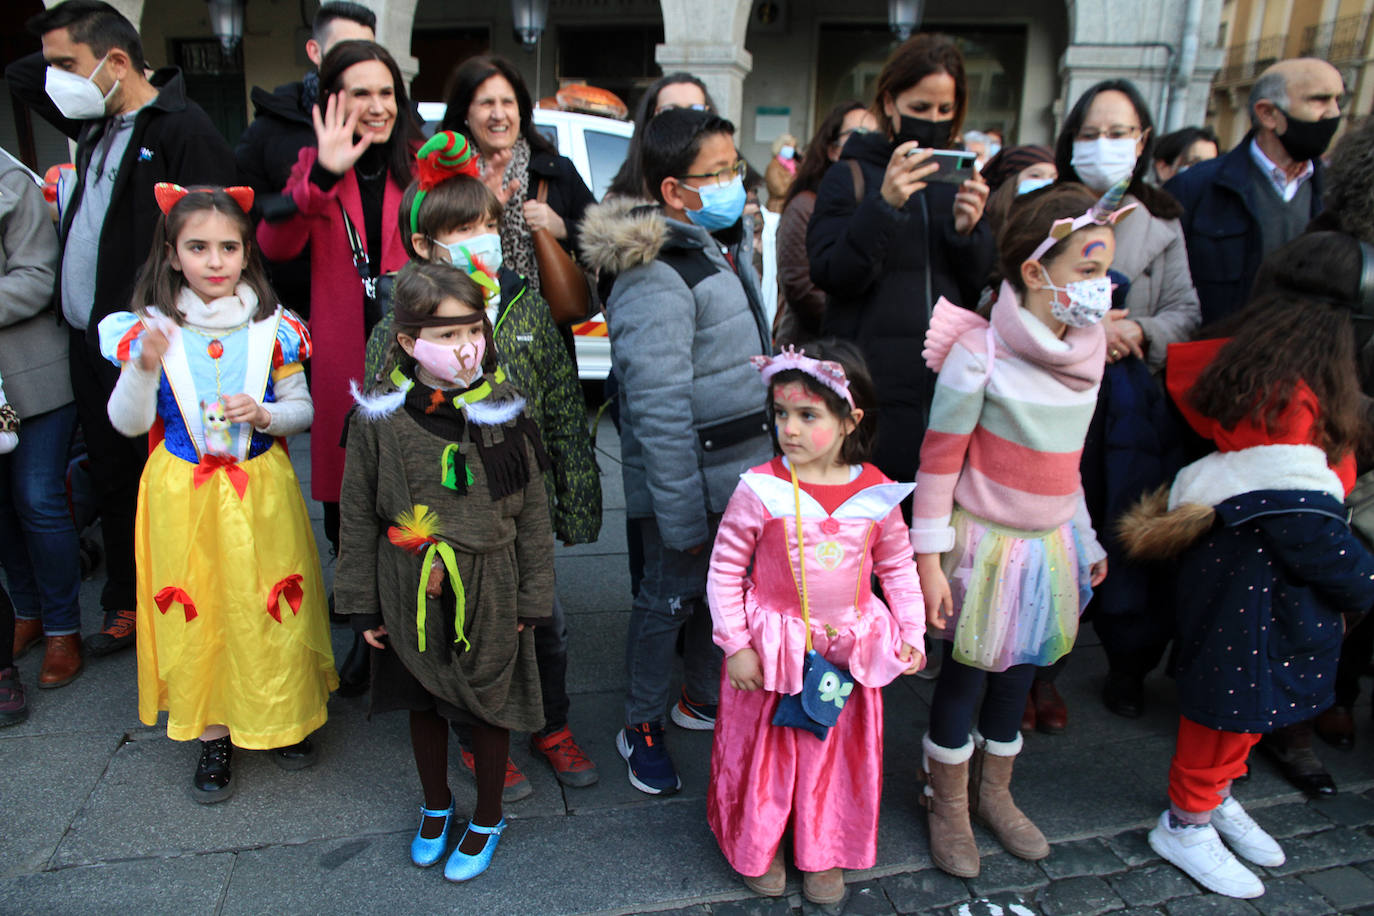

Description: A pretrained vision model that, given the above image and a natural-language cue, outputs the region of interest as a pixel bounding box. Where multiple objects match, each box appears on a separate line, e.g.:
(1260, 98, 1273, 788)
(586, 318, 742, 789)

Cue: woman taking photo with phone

(806, 33, 993, 488)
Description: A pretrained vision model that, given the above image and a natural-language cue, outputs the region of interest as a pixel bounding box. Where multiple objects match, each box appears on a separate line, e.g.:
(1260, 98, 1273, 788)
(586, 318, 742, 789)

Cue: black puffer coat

(806, 130, 993, 482)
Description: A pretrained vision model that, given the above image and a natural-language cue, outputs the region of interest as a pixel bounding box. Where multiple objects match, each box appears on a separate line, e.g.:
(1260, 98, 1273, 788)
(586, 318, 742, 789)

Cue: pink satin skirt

(706, 668, 884, 874)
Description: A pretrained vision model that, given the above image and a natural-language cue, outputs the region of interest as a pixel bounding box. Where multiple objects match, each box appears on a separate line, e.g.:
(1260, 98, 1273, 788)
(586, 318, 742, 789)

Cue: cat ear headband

(410, 130, 481, 235)
(1028, 178, 1139, 263)
(154, 182, 254, 216)
(752, 346, 855, 408)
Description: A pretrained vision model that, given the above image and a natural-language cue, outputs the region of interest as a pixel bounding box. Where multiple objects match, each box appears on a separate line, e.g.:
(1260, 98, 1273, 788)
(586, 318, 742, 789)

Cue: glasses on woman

(681, 159, 747, 187)
(1076, 125, 1141, 141)
(655, 102, 709, 115)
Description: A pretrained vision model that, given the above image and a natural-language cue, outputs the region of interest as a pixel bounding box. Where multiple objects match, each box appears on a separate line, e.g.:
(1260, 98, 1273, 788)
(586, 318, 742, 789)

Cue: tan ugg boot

(920, 734, 980, 877)
(969, 730, 1049, 861)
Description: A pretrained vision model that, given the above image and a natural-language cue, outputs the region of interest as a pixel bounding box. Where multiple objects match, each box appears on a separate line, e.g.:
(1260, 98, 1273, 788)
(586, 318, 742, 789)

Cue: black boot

(336, 632, 371, 698)
(191, 736, 236, 803)
(1102, 669, 1144, 719)
(1260, 721, 1336, 797)
(273, 735, 319, 770)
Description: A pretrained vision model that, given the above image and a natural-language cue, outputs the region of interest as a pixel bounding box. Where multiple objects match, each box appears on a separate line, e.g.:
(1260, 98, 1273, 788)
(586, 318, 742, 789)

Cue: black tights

(410, 710, 508, 853)
(929, 651, 1037, 748)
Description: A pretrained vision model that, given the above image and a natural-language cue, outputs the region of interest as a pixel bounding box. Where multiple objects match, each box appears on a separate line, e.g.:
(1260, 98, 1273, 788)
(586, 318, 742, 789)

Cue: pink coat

(707, 460, 926, 694)
(257, 147, 410, 502)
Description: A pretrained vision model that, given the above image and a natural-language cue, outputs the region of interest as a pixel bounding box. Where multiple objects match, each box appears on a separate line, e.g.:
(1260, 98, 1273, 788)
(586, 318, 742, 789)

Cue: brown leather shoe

(38, 635, 84, 689)
(1020, 695, 1036, 732)
(1032, 680, 1068, 734)
(802, 868, 845, 906)
(13, 617, 43, 659)
(1315, 706, 1355, 751)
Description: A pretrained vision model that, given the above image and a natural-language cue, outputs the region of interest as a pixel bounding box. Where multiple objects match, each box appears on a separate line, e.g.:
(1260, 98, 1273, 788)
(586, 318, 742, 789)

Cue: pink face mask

(411, 335, 485, 387)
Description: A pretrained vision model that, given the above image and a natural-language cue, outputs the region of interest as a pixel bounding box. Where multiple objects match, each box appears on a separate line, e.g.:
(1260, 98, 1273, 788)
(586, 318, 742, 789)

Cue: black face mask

(1275, 109, 1340, 162)
(894, 114, 953, 150)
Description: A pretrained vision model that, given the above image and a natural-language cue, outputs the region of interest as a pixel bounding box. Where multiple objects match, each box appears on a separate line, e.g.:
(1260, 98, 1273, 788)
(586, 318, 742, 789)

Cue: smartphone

(905, 147, 978, 185)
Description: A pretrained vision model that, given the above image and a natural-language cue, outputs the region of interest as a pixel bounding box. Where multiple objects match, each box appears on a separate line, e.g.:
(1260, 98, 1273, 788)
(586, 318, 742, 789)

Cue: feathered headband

(751, 346, 855, 408)
(154, 182, 254, 216)
(410, 130, 481, 236)
(1027, 179, 1138, 263)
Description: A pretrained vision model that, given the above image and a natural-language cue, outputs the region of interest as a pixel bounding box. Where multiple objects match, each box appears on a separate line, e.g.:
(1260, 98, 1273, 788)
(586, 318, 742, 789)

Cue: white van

(415, 104, 628, 380)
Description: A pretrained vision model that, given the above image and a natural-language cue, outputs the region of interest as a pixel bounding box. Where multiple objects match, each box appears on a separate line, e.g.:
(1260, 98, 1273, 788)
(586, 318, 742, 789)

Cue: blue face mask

(1017, 176, 1054, 196)
(682, 175, 746, 232)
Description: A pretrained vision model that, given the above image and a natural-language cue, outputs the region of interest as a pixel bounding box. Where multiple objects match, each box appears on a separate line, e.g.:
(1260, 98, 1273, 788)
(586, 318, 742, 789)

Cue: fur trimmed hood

(1118, 444, 1346, 559)
(579, 197, 721, 277)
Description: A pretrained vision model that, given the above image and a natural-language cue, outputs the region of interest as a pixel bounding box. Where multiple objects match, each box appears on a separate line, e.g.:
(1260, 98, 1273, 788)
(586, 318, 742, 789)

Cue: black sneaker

(272, 736, 319, 770)
(0, 667, 28, 728)
(191, 736, 235, 803)
(84, 608, 136, 657)
(617, 722, 681, 796)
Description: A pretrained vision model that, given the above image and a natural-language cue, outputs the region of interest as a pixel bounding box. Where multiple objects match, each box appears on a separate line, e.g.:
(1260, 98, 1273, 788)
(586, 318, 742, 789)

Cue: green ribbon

(416, 540, 468, 653)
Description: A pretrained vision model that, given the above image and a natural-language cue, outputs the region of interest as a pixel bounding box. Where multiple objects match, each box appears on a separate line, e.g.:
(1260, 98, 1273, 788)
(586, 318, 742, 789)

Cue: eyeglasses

(680, 159, 747, 187)
(1076, 125, 1141, 141)
(655, 102, 709, 115)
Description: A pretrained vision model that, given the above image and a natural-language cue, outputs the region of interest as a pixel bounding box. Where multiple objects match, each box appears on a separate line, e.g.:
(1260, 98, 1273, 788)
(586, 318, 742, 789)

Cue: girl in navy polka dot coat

(1117, 248, 1374, 898)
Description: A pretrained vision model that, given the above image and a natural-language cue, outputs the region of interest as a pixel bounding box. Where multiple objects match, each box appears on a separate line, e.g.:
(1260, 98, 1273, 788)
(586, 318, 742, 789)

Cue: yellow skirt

(134, 443, 338, 747)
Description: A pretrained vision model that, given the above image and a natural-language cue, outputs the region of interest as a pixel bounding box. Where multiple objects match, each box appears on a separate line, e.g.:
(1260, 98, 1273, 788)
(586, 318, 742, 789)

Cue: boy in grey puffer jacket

(581, 108, 772, 796)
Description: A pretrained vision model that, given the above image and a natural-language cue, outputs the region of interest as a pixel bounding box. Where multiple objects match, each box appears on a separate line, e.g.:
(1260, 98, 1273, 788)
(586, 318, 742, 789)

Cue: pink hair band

(751, 347, 856, 408)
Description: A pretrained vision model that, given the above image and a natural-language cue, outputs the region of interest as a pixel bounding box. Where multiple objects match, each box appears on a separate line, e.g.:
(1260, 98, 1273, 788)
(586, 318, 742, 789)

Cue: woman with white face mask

(1039, 80, 1202, 731)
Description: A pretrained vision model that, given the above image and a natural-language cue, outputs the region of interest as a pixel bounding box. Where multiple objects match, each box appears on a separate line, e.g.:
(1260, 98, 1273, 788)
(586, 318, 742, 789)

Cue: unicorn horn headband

(1028, 178, 1138, 263)
(751, 346, 855, 408)
(410, 130, 481, 235)
(154, 182, 254, 215)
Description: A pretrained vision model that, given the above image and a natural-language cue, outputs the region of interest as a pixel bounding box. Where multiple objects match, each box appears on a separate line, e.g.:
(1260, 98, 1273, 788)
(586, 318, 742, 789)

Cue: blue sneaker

(410, 800, 454, 867)
(617, 722, 682, 796)
(670, 689, 718, 730)
(443, 818, 506, 882)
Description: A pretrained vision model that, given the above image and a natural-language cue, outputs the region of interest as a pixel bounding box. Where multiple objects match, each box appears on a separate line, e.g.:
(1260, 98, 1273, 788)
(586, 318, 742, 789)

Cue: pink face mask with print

(411, 335, 485, 387)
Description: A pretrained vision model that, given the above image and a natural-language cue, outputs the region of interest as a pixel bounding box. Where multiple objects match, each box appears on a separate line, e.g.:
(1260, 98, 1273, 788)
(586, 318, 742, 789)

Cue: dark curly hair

(1310, 116, 1374, 245)
(764, 338, 878, 466)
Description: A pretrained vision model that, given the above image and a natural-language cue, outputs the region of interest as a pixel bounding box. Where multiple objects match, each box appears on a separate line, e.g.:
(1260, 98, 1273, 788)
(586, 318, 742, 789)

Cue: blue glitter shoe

(443, 818, 506, 882)
(410, 800, 455, 867)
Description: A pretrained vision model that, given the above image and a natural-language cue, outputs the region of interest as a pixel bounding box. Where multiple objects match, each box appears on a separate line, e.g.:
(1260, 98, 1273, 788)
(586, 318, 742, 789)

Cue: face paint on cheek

(809, 426, 834, 451)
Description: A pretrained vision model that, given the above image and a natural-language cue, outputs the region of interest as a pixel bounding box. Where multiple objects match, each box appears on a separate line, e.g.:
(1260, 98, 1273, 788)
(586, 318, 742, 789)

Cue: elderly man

(1166, 58, 1344, 324)
(4, 0, 235, 662)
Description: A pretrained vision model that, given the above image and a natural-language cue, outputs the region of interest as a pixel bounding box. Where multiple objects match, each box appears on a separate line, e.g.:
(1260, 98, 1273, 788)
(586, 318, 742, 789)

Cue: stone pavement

(5, 416, 1374, 915)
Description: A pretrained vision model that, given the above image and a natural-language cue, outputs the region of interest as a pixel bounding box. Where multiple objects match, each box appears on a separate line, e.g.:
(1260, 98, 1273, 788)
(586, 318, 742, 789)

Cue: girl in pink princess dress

(706, 340, 926, 906)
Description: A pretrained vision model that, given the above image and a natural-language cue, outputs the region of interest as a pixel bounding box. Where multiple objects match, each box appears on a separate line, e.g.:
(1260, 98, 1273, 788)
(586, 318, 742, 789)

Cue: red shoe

(531, 726, 599, 787)
(1031, 680, 1067, 734)
(1020, 694, 1037, 732)
(13, 618, 43, 659)
(84, 609, 136, 657)
(459, 748, 533, 802)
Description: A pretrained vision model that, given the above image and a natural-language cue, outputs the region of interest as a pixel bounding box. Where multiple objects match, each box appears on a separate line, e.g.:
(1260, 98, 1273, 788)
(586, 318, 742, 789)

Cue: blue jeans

(0, 404, 82, 635)
(623, 516, 722, 726)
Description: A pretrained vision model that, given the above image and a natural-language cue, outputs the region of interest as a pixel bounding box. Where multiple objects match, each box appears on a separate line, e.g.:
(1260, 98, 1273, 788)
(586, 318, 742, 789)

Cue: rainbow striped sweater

(910, 282, 1108, 559)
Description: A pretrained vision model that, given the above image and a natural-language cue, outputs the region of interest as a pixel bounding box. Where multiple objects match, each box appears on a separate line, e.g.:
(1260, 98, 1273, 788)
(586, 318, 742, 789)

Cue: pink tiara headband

(751, 346, 855, 408)
(1028, 178, 1138, 263)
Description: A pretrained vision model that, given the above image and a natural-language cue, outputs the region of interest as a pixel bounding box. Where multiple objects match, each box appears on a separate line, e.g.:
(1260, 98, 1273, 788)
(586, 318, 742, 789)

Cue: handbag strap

(336, 199, 378, 298)
(790, 464, 814, 653)
(536, 178, 549, 205)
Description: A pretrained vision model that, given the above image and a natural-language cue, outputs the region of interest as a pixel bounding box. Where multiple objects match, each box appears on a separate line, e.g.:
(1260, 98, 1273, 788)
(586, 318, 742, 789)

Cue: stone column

(656, 0, 753, 127)
(357, 0, 420, 86)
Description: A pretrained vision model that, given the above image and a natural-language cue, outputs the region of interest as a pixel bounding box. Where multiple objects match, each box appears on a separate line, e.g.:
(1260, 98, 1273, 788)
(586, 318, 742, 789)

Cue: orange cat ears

(153, 182, 255, 216)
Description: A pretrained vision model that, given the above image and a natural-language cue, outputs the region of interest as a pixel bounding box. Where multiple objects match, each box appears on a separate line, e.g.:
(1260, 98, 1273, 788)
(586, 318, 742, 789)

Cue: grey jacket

(0, 168, 68, 418)
(1112, 194, 1202, 374)
(581, 199, 772, 550)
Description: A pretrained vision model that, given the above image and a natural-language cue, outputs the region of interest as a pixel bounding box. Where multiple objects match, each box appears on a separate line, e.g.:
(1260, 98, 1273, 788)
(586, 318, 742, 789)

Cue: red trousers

(1168, 715, 1263, 814)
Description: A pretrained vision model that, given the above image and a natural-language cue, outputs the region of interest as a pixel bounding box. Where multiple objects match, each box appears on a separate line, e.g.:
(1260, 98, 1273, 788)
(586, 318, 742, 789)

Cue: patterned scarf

(479, 135, 539, 297)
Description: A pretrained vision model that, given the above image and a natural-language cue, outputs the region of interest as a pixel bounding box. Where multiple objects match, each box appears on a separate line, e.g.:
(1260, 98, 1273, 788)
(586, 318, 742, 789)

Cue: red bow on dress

(267, 575, 304, 623)
(155, 586, 198, 621)
(193, 454, 250, 500)
(154, 182, 255, 216)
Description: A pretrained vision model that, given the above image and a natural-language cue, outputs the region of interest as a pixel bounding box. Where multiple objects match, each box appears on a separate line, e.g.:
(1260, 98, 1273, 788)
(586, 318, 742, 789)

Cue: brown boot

(13, 617, 43, 659)
(38, 635, 84, 689)
(920, 734, 980, 877)
(802, 868, 845, 905)
(740, 848, 786, 897)
(969, 731, 1049, 860)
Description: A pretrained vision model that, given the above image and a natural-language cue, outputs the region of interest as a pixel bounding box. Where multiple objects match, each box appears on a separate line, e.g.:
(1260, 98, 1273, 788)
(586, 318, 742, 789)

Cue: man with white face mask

(1166, 58, 1345, 325)
(5, 0, 234, 660)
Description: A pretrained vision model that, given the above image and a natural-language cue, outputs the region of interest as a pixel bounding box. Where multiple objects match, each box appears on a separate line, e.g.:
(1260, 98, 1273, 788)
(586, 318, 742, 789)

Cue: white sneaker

(1211, 796, 1286, 867)
(1148, 811, 1265, 899)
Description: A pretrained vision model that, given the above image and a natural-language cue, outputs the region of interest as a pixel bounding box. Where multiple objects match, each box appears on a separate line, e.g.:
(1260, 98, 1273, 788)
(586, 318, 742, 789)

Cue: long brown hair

(1190, 231, 1370, 464)
(782, 100, 867, 210)
(131, 189, 277, 324)
(440, 54, 557, 157)
(318, 40, 423, 187)
(871, 34, 968, 138)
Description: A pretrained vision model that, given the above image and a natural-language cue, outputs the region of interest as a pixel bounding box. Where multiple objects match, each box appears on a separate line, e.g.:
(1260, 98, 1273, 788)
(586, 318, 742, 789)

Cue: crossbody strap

(336, 199, 378, 300)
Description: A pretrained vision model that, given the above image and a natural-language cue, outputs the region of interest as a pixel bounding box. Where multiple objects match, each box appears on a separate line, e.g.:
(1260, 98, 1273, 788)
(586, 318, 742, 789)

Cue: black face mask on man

(1274, 109, 1340, 162)
(895, 114, 953, 150)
